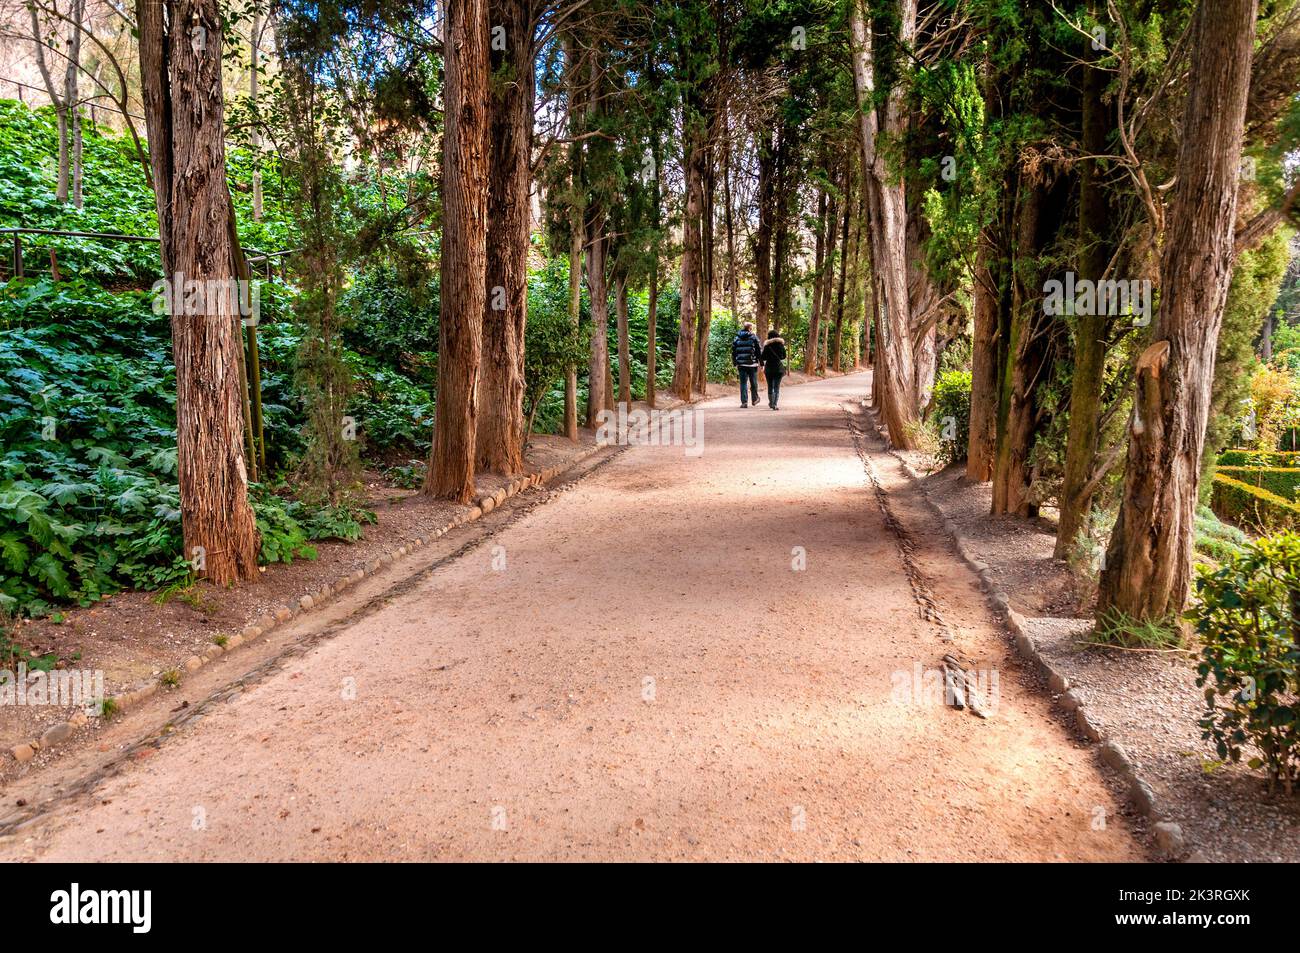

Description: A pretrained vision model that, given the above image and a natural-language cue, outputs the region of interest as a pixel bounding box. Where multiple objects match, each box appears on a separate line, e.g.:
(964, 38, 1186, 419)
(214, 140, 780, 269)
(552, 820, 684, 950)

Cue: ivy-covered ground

(0, 98, 767, 624)
(0, 100, 769, 770)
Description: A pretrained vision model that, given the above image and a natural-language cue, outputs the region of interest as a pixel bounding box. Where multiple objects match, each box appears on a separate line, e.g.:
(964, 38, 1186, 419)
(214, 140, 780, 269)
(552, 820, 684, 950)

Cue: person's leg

(748, 368, 758, 406)
(767, 373, 776, 408)
(772, 372, 782, 408)
(739, 367, 749, 406)
(742, 367, 757, 406)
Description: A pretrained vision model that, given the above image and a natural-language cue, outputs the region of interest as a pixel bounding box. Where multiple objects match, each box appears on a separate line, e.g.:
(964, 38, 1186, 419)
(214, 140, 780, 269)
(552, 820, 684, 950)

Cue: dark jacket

(761, 337, 787, 377)
(731, 330, 762, 368)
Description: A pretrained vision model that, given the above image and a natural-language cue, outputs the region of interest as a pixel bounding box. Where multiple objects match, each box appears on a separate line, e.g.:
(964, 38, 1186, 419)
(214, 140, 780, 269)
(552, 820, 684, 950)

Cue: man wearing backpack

(732, 321, 763, 408)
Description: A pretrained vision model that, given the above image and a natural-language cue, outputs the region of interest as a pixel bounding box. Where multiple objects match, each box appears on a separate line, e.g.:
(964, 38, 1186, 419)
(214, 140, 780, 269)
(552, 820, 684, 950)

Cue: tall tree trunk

(477, 0, 532, 475)
(1098, 0, 1259, 621)
(723, 117, 740, 320)
(616, 272, 631, 406)
(562, 33, 583, 439)
(1055, 46, 1115, 556)
(818, 178, 842, 374)
(850, 0, 920, 446)
(966, 236, 999, 481)
(137, 0, 258, 584)
(647, 259, 658, 408)
(566, 219, 582, 437)
(646, 110, 662, 410)
(991, 178, 1065, 517)
(672, 135, 704, 399)
(966, 45, 1009, 481)
(250, 13, 263, 222)
(772, 122, 792, 336)
(832, 177, 852, 373)
(805, 185, 828, 374)
(753, 128, 775, 339)
(692, 141, 715, 395)
(585, 223, 609, 424)
(426, 0, 490, 501)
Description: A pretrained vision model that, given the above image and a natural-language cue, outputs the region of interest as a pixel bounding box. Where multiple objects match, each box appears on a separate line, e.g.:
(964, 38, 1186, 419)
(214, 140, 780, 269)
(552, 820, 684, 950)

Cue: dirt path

(0, 373, 1141, 861)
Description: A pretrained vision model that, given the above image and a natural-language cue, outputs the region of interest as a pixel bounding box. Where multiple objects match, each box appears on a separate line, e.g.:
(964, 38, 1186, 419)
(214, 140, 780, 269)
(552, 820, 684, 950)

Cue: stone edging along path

(860, 401, 1184, 859)
(9, 445, 610, 767)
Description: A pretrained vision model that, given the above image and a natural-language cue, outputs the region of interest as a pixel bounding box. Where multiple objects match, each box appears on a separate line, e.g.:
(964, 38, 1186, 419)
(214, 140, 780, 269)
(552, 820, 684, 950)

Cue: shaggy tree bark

(1098, 0, 1261, 620)
(477, 0, 533, 475)
(426, 0, 490, 501)
(615, 272, 631, 406)
(850, 0, 921, 446)
(672, 133, 705, 399)
(753, 129, 775, 340)
(967, 44, 1014, 483)
(585, 222, 609, 424)
(692, 144, 715, 396)
(562, 33, 583, 439)
(805, 185, 828, 374)
(137, 0, 258, 584)
(1055, 48, 1115, 557)
(832, 181, 852, 373)
(966, 237, 999, 481)
(990, 177, 1067, 517)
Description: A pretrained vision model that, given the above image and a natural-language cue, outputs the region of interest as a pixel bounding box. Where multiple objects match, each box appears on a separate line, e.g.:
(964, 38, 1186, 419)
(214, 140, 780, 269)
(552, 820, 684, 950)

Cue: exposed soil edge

(8, 443, 614, 767)
(857, 398, 1182, 860)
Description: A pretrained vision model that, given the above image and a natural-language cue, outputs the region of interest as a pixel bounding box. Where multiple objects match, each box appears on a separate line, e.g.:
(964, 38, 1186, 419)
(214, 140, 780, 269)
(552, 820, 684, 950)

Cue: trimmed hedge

(1217, 449, 1300, 467)
(1211, 474, 1300, 532)
(1216, 466, 1300, 501)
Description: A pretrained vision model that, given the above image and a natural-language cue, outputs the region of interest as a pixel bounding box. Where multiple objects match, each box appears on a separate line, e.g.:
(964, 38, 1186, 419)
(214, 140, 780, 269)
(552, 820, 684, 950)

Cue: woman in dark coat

(761, 329, 787, 410)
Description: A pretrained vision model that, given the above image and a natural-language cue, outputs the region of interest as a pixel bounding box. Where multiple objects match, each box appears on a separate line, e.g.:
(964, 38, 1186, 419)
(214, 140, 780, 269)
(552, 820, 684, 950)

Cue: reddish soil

(0, 372, 1139, 861)
(0, 433, 598, 779)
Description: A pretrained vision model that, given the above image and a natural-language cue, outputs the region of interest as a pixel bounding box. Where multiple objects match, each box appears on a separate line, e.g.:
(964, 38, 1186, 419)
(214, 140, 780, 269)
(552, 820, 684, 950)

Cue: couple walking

(731, 322, 787, 410)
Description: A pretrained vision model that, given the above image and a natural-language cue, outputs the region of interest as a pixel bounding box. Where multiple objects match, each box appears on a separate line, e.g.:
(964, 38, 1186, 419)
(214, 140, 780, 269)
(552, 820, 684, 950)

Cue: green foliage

(525, 257, 588, 434)
(341, 265, 439, 385)
(1211, 474, 1300, 534)
(1191, 533, 1300, 792)
(0, 275, 380, 615)
(1195, 505, 1249, 565)
(0, 100, 158, 281)
(928, 370, 971, 467)
(1088, 610, 1183, 651)
(0, 278, 190, 614)
(706, 310, 741, 384)
(1206, 231, 1291, 472)
(1219, 449, 1300, 467)
(1216, 466, 1300, 502)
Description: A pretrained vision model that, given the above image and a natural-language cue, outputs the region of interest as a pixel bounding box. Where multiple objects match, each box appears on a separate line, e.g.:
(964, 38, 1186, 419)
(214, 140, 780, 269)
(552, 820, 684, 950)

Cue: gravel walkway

(0, 373, 1138, 861)
(904, 456, 1300, 862)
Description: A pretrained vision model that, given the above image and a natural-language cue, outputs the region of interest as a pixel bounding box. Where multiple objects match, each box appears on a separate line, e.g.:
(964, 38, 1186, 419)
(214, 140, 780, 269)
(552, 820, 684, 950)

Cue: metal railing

(0, 227, 281, 280)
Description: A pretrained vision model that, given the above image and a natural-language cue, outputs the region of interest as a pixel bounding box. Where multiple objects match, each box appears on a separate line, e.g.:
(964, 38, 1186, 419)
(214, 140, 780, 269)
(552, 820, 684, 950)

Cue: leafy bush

(1218, 449, 1300, 467)
(341, 265, 439, 384)
(1195, 506, 1249, 565)
(706, 311, 741, 383)
(1211, 474, 1300, 532)
(0, 101, 160, 282)
(928, 370, 972, 466)
(1190, 533, 1300, 793)
(1217, 466, 1300, 501)
(1243, 365, 1300, 451)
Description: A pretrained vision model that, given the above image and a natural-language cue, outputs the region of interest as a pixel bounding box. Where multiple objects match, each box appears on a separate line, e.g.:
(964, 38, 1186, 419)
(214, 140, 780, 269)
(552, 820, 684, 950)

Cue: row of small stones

(865, 408, 1186, 860)
(10, 455, 596, 767)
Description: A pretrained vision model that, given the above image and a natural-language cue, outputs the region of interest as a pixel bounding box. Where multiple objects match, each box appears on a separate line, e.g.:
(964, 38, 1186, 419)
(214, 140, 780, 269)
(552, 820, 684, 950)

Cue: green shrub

(1216, 466, 1300, 501)
(1190, 532, 1300, 793)
(1211, 474, 1300, 532)
(928, 370, 972, 467)
(1218, 449, 1300, 467)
